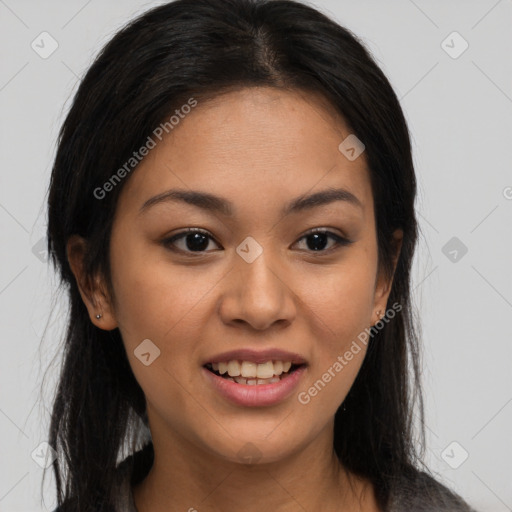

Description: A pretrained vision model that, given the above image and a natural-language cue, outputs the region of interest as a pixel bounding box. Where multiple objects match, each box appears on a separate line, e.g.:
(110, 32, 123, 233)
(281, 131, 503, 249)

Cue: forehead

(117, 87, 373, 220)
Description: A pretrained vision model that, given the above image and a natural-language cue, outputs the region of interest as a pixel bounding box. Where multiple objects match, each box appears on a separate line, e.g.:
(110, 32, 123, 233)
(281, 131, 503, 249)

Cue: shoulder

(387, 466, 478, 512)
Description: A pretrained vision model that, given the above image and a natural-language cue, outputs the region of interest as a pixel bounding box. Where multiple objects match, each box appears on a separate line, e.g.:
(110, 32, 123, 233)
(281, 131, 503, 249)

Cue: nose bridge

(241, 246, 282, 301)
(220, 237, 296, 330)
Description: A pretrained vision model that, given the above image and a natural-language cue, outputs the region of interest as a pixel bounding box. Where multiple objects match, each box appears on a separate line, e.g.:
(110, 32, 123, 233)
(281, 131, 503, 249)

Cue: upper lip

(203, 348, 308, 366)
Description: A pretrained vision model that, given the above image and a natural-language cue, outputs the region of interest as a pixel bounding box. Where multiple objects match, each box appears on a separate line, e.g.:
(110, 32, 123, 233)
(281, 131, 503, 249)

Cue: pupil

(307, 233, 328, 251)
(185, 233, 328, 252)
(186, 233, 209, 251)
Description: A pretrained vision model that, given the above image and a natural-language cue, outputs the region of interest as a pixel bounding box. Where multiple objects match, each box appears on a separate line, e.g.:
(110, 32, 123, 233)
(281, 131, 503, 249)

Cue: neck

(132, 418, 379, 512)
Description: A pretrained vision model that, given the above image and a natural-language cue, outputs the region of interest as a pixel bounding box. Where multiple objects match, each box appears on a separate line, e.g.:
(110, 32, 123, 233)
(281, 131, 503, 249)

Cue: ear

(371, 228, 403, 325)
(66, 235, 118, 331)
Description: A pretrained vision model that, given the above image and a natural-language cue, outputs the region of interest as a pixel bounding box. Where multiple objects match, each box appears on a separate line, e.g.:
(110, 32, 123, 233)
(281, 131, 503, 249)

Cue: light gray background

(1, 0, 511, 511)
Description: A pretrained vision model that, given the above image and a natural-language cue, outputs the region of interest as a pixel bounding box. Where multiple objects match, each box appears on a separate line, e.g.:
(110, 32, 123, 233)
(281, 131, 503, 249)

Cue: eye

(162, 227, 353, 256)
(293, 228, 353, 254)
(162, 228, 221, 255)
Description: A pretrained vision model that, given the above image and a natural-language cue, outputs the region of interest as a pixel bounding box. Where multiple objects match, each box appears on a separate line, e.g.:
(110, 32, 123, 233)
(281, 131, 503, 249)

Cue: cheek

(109, 236, 216, 342)
(109, 242, 227, 417)
(294, 250, 376, 411)
(300, 255, 377, 346)
(110, 248, 216, 427)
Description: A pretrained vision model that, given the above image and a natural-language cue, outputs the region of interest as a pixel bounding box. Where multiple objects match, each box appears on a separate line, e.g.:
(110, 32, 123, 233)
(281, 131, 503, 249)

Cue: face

(72, 87, 400, 465)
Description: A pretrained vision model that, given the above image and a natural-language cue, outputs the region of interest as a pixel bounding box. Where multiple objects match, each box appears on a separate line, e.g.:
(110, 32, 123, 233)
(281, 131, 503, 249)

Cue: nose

(218, 248, 297, 331)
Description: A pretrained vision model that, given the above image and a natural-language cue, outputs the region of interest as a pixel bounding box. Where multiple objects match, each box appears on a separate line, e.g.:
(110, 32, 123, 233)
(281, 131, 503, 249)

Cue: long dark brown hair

(44, 0, 425, 510)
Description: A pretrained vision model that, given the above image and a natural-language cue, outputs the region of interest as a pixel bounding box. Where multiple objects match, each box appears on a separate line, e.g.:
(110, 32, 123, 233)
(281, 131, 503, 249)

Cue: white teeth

(227, 360, 241, 377)
(209, 359, 298, 380)
(225, 374, 292, 386)
(273, 361, 283, 375)
(256, 361, 274, 379)
(240, 361, 258, 378)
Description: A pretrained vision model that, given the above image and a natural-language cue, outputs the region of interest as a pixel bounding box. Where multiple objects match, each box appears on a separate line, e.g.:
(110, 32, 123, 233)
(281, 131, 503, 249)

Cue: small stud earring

(96, 313, 102, 319)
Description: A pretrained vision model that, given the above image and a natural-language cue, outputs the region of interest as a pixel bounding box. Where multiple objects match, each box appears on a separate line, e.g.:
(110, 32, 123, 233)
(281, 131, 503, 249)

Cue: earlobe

(66, 235, 118, 330)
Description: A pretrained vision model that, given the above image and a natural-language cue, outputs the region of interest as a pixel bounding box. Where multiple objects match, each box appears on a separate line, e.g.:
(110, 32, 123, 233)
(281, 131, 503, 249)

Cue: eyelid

(162, 227, 221, 254)
(161, 227, 353, 255)
(299, 226, 351, 242)
(294, 227, 353, 252)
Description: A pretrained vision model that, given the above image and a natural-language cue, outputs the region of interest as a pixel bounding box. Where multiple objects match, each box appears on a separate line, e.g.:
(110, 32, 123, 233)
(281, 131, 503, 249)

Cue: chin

(197, 428, 305, 466)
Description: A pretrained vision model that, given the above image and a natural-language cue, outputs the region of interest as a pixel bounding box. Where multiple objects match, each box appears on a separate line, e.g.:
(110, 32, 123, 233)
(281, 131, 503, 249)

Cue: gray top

(108, 447, 478, 512)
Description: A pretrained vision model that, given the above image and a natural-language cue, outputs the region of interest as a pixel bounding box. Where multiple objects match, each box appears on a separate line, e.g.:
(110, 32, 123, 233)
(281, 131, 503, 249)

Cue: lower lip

(202, 365, 307, 407)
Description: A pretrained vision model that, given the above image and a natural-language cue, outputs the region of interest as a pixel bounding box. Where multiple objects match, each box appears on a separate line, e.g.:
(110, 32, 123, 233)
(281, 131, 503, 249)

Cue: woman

(45, 0, 477, 510)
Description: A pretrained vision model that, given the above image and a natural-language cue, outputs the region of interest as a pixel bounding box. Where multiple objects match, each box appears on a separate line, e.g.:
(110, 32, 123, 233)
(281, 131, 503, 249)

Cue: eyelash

(161, 227, 353, 256)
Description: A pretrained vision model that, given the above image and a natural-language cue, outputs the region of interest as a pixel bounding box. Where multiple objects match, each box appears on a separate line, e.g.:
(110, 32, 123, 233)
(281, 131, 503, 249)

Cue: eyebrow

(139, 187, 363, 217)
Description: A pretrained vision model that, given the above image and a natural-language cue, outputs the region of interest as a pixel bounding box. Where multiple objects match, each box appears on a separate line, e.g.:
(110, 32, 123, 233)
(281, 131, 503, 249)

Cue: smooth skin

(68, 87, 402, 512)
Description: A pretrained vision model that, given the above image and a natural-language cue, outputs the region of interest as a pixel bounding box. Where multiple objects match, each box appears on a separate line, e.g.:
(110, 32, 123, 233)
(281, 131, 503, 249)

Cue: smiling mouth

(204, 360, 305, 385)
